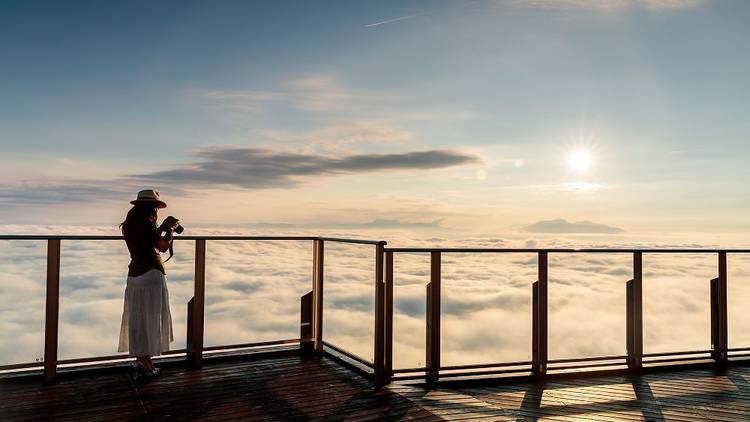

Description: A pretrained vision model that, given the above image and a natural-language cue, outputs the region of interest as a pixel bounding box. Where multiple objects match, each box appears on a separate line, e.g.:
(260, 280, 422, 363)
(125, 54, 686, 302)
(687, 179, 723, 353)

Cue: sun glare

(567, 149, 593, 172)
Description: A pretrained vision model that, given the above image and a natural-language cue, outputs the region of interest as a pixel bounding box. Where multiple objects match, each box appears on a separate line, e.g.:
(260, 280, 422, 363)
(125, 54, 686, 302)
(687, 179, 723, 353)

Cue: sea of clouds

(1, 225, 749, 369)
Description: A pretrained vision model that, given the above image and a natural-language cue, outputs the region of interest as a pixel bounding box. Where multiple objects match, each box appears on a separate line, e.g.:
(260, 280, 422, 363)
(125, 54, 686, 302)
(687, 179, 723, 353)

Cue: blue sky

(1, 0, 749, 238)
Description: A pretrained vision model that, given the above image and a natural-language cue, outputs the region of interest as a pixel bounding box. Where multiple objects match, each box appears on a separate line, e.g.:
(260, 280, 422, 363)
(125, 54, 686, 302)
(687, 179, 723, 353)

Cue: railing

(2, 234, 750, 387)
(0, 235, 385, 383)
(381, 247, 750, 385)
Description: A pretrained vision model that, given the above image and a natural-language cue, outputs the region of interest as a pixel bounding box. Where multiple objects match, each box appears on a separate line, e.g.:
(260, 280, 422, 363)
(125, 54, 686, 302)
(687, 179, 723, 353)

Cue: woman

(118, 189, 175, 377)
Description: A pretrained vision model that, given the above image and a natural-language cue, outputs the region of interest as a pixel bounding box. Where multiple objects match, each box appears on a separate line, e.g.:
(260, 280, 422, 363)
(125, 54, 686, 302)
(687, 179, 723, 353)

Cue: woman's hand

(156, 238, 171, 253)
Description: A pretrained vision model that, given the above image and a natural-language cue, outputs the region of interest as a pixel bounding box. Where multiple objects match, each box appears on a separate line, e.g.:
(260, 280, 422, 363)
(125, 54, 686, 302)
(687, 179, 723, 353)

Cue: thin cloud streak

(365, 11, 430, 28)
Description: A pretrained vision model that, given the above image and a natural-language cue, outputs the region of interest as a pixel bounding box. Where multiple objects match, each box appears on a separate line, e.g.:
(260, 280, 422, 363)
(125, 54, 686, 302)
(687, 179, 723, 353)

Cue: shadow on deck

(2, 351, 750, 421)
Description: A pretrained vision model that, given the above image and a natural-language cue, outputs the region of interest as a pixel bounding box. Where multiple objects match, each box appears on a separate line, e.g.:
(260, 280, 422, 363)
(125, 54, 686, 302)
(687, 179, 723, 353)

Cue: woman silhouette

(117, 189, 175, 377)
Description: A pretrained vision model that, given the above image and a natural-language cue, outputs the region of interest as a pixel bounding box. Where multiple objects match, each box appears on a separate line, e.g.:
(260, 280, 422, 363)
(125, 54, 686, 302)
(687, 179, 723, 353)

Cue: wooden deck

(2, 352, 750, 421)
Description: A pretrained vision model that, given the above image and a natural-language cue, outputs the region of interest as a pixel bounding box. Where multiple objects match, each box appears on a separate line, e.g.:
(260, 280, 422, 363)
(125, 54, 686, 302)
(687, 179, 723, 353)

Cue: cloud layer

(2, 227, 748, 371)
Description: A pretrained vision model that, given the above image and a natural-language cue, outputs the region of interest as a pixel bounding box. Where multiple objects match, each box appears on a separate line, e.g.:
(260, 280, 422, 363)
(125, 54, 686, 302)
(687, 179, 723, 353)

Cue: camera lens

(174, 225, 184, 234)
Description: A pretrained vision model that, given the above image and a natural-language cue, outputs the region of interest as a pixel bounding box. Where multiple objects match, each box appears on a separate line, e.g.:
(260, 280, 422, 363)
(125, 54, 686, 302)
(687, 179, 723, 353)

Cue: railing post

(312, 239, 325, 353)
(44, 239, 61, 383)
(374, 241, 387, 387)
(300, 291, 314, 355)
(532, 251, 548, 376)
(426, 251, 441, 384)
(384, 250, 394, 385)
(711, 251, 728, 363)
(626, 252, 643, 370)
(188, 239, 206, 368)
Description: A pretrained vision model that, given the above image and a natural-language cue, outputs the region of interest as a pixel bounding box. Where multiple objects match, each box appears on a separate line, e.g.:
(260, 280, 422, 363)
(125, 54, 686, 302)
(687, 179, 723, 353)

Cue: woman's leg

(137, 355, 152, 370)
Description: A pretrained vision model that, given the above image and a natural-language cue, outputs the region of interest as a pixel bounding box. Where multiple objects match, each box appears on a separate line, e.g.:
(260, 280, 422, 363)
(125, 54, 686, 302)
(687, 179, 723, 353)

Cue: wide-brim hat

(130, 189, 167, 208)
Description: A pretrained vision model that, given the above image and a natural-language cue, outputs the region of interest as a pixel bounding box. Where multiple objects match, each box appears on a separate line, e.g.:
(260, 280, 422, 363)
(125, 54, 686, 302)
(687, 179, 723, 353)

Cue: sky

(1, 0, 748, 240)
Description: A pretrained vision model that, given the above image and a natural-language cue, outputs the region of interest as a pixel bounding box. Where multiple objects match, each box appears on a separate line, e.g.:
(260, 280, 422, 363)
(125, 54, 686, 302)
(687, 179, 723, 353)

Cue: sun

(567, 149, 593, 173)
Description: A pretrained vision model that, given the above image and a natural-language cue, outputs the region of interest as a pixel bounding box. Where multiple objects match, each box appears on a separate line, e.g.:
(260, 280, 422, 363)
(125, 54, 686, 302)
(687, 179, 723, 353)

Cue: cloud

(559, 182, 606, 193)
(522, 218, 624, 234)
(0, 182, 130, 205)
(324, 219, 444, 230)
(511, 0, 708, 12)
(258, 120, 415, 153)
(202, 75, 391, 114)
(0, 147, 479, 205)
(132, 147, 479, 189)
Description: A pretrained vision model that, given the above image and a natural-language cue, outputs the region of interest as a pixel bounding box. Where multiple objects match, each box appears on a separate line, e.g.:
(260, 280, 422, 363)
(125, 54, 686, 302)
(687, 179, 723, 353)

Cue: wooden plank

(44, 239, 61, 383)
(426, 251, 441, 384)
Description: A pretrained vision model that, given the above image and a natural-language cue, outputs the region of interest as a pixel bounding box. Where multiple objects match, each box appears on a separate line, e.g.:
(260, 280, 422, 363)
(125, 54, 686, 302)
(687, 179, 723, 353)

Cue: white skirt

(118, 269, 174, 357)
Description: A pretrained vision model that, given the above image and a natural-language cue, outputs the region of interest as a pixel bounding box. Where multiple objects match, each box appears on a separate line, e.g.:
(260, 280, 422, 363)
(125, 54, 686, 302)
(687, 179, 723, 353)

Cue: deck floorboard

(2, 354, 749, 421)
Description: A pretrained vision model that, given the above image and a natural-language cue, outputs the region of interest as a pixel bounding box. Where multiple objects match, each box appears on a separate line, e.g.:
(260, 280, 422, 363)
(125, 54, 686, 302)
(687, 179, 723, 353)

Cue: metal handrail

(385, 247, 750, 253)
(0, 234, 381, 244)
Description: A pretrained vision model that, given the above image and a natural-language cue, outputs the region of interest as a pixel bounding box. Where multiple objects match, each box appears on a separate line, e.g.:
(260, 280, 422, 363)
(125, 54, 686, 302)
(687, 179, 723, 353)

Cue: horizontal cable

(437, 367, 532, 378)
(202, 338, 300, 352)
(642, 349, 713, 358)
(0, 362, 44, 371)
(548, 355, 628, 364)
(642, 356, 715, 365)
(391, 373, 430, 381)
(440, 361, 533, 371)
(548, 361, 627, 371)
(392, 367, 427, 374)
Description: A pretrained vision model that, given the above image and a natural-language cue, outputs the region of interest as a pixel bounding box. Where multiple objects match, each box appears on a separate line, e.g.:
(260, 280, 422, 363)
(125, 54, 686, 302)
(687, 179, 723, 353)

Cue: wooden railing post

(312, 239, 325, 353)
(711, 252, 728, 363)
(300, 291, 314, 355)
(188, 239, 206, 368)
(44, 239, 61, 383)
(384, 250, 394, 385)
(374, 241, 387, 386)
(426, 251, 441, 383)
(532, 251, 548, 376)
(626, 252, 643, 369)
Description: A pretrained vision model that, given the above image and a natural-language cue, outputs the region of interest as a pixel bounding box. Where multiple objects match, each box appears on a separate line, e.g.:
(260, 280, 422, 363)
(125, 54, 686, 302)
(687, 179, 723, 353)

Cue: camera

(161, 216, 184, 234)
(160, 216, 183, 262)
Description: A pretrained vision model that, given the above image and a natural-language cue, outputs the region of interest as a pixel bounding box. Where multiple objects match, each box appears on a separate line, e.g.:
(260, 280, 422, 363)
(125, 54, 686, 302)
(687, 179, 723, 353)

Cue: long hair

(120, 203, 158, 236)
